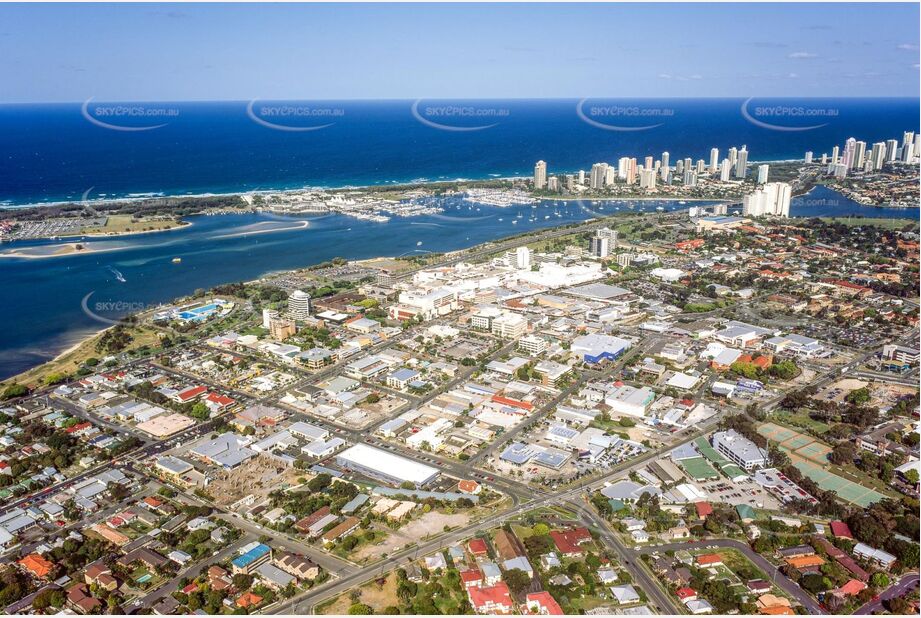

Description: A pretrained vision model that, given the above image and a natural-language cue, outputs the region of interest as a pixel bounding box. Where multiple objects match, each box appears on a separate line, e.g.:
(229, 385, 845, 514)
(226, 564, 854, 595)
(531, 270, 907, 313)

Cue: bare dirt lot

(352, 511, 471, 561)
(320, 572, 399, 614)
(207, 454, 305, 506)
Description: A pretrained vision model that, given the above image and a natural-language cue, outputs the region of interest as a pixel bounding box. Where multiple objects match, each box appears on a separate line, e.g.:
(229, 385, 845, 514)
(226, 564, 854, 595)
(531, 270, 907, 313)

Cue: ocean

(0, 98, 918, 206)
(0, 97, 918, 380)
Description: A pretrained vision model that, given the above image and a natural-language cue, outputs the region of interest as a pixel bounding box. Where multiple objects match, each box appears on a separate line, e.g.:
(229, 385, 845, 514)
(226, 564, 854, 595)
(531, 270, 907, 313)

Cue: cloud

(788, 73, 799, 79)
(147, 10, 188, 19)
(897, 43, 919, 51)
(788, 51, 818, 59)
(658, 73, 701, 81)
(751, 41, 788, 49)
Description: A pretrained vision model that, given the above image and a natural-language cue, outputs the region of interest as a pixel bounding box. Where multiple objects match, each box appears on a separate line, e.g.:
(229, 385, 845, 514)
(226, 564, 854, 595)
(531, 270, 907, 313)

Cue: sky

(0, 3, 919, 102)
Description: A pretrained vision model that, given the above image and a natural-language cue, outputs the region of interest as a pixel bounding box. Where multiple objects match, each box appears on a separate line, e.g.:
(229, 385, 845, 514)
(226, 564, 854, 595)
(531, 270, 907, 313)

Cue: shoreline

(3, 157, 901, 212)
(64, 219, 193, 239)
(0, 242, 128, 260)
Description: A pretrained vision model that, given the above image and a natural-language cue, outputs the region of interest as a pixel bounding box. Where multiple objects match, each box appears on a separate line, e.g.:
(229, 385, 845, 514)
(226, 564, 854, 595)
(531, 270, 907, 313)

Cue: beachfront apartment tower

(533, 161, 547, 190)
(734, 146, 748, 178)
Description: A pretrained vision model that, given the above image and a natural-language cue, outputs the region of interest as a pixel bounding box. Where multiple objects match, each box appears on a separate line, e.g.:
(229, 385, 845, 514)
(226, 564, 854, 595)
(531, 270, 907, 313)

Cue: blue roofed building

(231, 543, 272, 574)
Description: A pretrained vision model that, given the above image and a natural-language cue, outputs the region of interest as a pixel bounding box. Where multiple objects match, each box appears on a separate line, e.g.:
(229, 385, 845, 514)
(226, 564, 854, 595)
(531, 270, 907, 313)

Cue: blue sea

(0, 98, 917, 380)
(0, 98, 918, 205)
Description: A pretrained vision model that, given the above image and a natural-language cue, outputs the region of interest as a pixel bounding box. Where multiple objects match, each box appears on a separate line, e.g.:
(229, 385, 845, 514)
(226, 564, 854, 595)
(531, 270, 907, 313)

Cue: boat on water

(172, 257, 182, 263)
(678, 200, 687, 205)
(107, 266, 126, 283)
(656, 206, 665, 212)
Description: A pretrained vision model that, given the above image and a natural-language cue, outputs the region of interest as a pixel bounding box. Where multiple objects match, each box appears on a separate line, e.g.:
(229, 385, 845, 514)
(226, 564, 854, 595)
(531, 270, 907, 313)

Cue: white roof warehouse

(335, 444, 440, 488)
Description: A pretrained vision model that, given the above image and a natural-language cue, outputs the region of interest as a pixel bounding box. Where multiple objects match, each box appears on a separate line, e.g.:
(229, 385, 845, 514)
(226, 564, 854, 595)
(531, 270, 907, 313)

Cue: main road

(631, 538, 825, 614)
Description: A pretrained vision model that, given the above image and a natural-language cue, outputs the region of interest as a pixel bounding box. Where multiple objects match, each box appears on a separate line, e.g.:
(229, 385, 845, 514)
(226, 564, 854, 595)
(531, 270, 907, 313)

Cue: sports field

(758, 422, 886, 507)
(679, 456, 719, 480)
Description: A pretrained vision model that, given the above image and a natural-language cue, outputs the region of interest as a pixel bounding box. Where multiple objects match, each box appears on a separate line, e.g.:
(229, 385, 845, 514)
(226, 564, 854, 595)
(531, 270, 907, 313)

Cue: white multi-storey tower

(742, 182, 791, 218)
(870, 142, 886, 171)
(288, 290, 311, 319)
(533, 160, 547, 190)
(734, 147, 748, 178)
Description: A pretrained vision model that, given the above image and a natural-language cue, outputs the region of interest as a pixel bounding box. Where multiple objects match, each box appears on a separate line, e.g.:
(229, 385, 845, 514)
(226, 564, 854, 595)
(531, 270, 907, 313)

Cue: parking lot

(699, 478, 781, 510)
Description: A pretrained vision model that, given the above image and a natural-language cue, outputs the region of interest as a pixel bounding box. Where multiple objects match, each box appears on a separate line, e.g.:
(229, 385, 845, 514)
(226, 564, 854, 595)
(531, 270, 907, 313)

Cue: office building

(719, 159, 731, 182)
(804, 151, 813, 164)
(756, 164, 769, 184)
(709, 147, 719, 170)
(711, 429, 767, 471)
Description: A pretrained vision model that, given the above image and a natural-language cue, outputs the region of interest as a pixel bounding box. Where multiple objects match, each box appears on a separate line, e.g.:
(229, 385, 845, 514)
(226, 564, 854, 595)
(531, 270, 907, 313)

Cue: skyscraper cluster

(819, 131, 919, 177)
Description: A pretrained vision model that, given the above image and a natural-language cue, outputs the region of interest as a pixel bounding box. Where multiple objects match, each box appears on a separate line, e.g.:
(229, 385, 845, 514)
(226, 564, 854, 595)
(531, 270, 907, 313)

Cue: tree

(190, 402, 210, 420)
(32, 589, 65, 610)
(348, 603, 374, 614)
(885, 596, 911, 614)
(799, 573, 830, 594)
(828, 442, 857, 466)
(1, 384, 28, 400)
(869, 572, 890, 588)
(307, 473, 332, 493)
(846, 387, 871, 406)
(232, 573, 253, 590)
(503, 569, 531, 595)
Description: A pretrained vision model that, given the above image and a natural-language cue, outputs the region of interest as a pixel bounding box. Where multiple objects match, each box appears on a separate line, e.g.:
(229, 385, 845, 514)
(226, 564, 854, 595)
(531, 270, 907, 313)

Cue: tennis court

(758, 423, 830, 465)
(791, 458, 886, 508)
(759, 422, 887, 507)
(680, 456, 720, 480)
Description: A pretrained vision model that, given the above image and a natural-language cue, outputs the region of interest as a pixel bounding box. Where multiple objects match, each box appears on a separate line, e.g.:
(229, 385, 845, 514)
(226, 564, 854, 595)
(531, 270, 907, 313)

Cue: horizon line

(2, 95, 920, 106)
